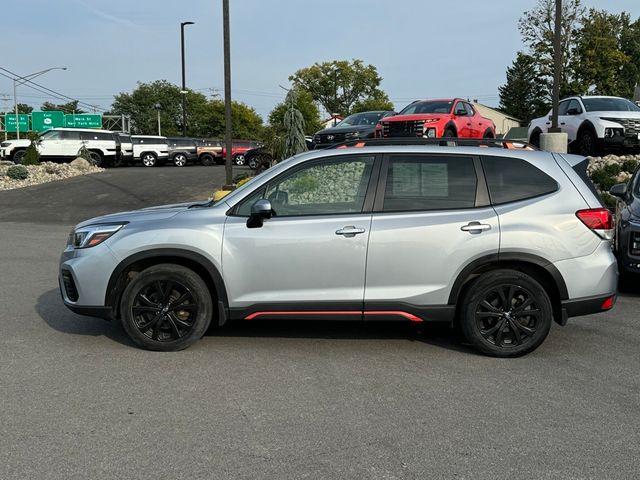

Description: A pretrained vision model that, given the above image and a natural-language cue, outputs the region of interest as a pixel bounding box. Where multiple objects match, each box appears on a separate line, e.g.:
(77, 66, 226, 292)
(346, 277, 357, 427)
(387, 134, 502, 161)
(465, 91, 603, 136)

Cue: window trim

(373, 153, 489, 213)
(228, 153, 383, 218)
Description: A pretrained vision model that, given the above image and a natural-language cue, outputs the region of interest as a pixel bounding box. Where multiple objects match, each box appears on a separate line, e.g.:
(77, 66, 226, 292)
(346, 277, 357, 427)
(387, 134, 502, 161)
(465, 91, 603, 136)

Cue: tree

(573, 10, 629, 96)
(499, 52, 550, 123)
(282, 89, 307, 159)
(12, 104, 33, 114)
(518, 0, 586, 97)
(289, 59, 390, 116)
(620, 15, 640, 99)
(268, 88, 322, 135)
(351, 91, 395, 113)
(111, 80, 263, 138)
(41, 100, 86, 114)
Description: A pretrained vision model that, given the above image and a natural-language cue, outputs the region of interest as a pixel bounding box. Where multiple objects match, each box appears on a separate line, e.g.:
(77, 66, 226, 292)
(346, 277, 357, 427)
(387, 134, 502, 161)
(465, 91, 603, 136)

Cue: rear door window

(482, 156, 558, 204)
(381, 155, 477, 211)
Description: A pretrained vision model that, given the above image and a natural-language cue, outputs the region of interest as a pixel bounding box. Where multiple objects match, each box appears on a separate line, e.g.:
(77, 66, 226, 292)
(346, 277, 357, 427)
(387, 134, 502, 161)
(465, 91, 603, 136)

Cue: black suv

(610, 166, 640, 278)
(167, 137, 199, 167)
(313, 111, 395, 149)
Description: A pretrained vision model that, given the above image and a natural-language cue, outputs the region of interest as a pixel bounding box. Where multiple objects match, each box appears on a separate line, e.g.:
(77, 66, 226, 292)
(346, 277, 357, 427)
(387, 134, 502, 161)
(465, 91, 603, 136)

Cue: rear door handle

(461, 222, 491, 233)
(336, 226, 366, 237)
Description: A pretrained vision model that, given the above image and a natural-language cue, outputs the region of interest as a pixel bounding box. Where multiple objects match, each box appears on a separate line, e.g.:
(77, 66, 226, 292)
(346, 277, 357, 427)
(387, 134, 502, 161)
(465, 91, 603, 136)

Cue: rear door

(222, 154, 379, 317)
(364, 153, 500, 315)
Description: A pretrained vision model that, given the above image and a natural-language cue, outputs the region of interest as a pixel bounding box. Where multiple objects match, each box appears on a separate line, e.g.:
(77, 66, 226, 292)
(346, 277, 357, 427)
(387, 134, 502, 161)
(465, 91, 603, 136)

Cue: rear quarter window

(482, 156, 558, 204)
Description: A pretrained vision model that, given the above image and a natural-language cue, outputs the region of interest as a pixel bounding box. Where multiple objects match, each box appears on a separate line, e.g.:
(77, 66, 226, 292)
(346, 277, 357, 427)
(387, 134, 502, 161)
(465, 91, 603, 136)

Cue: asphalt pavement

(1, 166, 639, 480)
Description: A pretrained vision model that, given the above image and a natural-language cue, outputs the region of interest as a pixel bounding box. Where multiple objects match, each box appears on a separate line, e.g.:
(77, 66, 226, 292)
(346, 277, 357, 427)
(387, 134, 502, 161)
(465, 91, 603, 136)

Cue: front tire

(578, 129, 597, 157)
(443, 128, 456, 138)
(120, 264, 213, 351)
(459, 270, 553, 357)
(12, 149, 26, 164)
(234, 154, 246, 166)
(141, 152, 157, 167)
(173, 153, 188, 167)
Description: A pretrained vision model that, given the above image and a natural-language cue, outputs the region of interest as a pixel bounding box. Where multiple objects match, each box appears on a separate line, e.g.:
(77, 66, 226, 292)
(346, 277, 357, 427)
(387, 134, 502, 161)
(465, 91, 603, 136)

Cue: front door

(365, 153, 500, 316)
(453, 101, 473, 137)
(37, 130, 64, 157)
(222, 154, 378, 319)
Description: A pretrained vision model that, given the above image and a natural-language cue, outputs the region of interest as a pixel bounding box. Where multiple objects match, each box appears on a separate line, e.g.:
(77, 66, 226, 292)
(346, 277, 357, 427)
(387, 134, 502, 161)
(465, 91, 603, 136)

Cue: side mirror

(455, 109, 466, 116)
(567, 108, 581, 116)
(247, 198, 272, 228)
(609, 183, 627, 199)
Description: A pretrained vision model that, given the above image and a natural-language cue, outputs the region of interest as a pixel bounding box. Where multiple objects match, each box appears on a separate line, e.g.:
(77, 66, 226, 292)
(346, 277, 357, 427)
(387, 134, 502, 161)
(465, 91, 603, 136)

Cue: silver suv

(59, 141, 618, 357)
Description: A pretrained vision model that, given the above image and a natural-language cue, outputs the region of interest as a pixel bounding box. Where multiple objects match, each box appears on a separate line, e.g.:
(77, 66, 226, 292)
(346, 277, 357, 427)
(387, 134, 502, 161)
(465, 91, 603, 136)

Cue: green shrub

(621, 159, 639, 173)
(22, 141, 41, 165)
(590, 167, 618, 192)
(77, 144, 92, 162)
(6, 165, 29, 180)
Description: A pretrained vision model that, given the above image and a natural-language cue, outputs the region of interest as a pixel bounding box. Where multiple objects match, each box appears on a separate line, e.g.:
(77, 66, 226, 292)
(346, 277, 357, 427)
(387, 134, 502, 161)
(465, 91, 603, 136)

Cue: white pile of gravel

(0, 159, 104, 191)
(586, 153, 640, 183)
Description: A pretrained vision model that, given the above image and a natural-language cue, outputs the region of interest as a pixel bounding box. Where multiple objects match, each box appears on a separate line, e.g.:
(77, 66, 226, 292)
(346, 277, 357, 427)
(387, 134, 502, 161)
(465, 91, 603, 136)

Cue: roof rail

(324, 137, 538, 151)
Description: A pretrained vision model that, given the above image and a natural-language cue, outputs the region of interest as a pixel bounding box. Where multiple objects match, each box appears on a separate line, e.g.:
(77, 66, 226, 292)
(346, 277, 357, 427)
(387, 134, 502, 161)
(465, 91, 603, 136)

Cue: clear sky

(2, 0, 640, 119)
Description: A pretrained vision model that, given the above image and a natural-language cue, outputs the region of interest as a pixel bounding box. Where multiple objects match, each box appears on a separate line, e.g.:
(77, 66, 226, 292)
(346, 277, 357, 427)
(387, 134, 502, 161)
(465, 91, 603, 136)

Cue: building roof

(472, 102, 521, 122)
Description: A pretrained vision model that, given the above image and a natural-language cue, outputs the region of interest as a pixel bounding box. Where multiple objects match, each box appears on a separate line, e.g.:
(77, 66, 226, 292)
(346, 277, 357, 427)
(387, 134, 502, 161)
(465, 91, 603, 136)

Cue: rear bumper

(561, 292, 617, 319)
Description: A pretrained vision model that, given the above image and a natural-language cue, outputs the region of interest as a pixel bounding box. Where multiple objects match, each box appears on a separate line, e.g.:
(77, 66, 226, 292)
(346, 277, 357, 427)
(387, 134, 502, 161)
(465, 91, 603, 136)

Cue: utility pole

(550, 0, 562, 132)
(223, 0, 233, 187)
(181, 21, 194, 137)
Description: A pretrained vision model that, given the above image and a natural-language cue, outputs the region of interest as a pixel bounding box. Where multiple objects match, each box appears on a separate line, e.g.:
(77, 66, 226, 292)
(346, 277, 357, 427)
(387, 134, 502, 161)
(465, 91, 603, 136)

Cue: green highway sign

(32, 111, 65, 132)
(65, 113, 102, 129)
(4, 114, 30, 133)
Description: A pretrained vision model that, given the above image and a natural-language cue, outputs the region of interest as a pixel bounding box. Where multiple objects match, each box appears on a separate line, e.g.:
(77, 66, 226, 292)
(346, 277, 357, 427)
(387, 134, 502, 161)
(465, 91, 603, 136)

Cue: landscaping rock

(69, 158, 92, 171)
(0, 161, 103, 191)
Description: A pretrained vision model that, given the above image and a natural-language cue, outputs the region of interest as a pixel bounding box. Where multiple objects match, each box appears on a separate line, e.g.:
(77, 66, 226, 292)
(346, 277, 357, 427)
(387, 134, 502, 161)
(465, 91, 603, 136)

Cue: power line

(0, 67, 106, 112)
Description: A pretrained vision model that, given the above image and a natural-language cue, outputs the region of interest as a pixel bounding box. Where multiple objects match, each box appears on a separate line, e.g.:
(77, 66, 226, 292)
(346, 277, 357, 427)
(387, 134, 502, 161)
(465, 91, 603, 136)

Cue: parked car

(313, 111, 395, 149)
(59, 139, 616, 356)
(131, 135, 169, 167)
(376, 99, 496, 140)
(528, 96, 640, 155)
(610, 165, 640, 278)
(222, 140, 261, 166)
(0, 128, 119, 167)
(245, 146, 273, 170)
(196, 139, 223, 166)
(116, 133, 133, 166)
(167, 137, 199, 167)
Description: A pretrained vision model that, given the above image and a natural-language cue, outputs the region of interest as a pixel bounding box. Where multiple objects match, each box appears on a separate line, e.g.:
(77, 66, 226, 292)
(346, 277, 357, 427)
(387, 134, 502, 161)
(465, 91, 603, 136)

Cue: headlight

(68, 223, 126, 249)
(423, 118, 440, 124)
(604, 128, 624, 138)
(1, 142, 11, 148)
(344, 132, 361, 139)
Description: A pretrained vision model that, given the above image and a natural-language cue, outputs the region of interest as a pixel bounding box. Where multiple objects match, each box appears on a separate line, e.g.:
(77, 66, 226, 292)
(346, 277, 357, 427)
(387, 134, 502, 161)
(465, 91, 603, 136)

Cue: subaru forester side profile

(59, 141, 617, 357)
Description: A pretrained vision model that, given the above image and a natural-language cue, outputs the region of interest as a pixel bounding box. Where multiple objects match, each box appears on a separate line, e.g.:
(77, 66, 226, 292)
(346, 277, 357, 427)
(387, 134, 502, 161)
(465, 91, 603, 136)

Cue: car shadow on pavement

(36, 288, 135, 348)
(212, 319, 477, 355)
(619, 275, 640, 297)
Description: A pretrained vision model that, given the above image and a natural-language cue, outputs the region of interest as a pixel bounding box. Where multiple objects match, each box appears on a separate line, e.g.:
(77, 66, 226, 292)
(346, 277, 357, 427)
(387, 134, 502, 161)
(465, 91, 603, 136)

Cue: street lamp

(13, 67, 67, 139)
(154, 103, 162, 136)
(180, 21, 195, 137)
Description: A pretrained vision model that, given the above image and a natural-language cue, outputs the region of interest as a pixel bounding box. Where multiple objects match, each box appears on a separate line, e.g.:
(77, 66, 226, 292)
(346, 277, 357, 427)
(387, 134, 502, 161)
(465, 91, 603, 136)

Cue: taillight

(576, 208, 613, 231)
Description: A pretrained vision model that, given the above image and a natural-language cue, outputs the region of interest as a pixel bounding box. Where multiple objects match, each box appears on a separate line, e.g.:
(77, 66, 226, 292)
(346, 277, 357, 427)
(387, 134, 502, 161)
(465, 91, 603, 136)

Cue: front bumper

(617, 221, 640, 274)
(597, 135, 640, 151)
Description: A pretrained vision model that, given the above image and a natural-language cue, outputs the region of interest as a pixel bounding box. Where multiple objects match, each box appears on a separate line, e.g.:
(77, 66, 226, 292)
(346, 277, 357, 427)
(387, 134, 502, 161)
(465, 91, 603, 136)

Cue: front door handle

(461, 222, 491, 234)
(336, 226, 366, 237)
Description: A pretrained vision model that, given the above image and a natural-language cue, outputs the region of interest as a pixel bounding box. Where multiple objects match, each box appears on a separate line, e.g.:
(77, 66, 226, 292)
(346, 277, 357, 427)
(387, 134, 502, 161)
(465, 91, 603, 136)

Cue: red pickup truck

(376, 98, 496, 139)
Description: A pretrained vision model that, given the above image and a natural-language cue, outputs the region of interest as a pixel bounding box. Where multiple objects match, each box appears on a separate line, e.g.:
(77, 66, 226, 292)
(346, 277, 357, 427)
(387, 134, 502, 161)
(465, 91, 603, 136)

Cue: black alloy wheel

(474, 285, 539, 348)
(132, 280, 197, 341)
(13, 150, 26, 164)
(444, 128, 456, 138)
(120, 264, 213, 351)
(88, 151, 103, 167)
(200, 154, 214, 166)
(579, 130, 596, 156)
(460, 270, 552, 357)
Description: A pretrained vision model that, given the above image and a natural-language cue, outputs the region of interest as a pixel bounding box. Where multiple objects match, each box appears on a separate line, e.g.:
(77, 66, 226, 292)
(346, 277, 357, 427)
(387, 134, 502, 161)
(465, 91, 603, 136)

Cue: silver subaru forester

(59, 143, 617, 357)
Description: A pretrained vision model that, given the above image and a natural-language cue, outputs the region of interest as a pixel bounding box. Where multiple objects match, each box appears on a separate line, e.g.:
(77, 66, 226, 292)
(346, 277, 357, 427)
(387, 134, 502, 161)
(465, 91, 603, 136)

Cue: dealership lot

(1, 167, 640, 479)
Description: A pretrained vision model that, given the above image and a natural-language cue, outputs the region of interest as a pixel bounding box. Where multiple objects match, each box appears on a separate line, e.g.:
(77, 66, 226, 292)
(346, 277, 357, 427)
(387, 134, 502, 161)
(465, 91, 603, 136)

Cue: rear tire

(141, 152, 157, 167)
(173, 153, 188, 167)
(459, 270, 553, 357)
(483, 129, 495, 139)
(120, 264, 213, 351)
(200, 154, 214, 166)
(529, 129, 541, 148)
(88, 151, 103, 167)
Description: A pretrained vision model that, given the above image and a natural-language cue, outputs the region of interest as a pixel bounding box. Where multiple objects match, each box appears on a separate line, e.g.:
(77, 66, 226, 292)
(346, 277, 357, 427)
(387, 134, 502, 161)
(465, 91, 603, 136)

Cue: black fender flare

(105, 248, 229, 323)
(448, 252, 568, 304)
(577, 120, 597, 139)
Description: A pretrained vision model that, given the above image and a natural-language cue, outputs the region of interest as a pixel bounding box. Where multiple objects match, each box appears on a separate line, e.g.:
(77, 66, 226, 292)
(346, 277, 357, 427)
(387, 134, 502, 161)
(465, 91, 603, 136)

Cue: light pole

(12, 67, 67, 139)
(180, 21, 194, 137)
(154, 103, 162, 135)
(223, 0, 233, 187)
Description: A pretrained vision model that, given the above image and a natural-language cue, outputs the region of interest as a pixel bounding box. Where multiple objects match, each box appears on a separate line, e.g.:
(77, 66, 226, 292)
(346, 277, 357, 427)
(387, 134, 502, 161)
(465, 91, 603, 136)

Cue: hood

(589, 111, 640, 120)
(383, 113, 448, 123)
(1, 139, 30, 147)
(316, 124, 375, 135)
(75, 201, 208, 229)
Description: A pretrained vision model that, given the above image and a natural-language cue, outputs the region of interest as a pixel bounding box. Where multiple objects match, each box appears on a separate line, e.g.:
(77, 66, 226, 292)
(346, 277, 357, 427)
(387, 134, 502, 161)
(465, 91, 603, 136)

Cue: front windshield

(399, 100, 453, 115)
(336, 112, 386, 127)
(582, 97, 640, 112)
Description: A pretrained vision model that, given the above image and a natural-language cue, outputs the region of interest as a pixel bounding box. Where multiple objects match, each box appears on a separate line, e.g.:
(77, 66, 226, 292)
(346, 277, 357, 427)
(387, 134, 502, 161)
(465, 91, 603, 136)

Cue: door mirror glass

(454, 106, 467, 116)
(609, 183, 627, 199)
(247, 199, 272, 228)
(567, 107, 580, 116)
